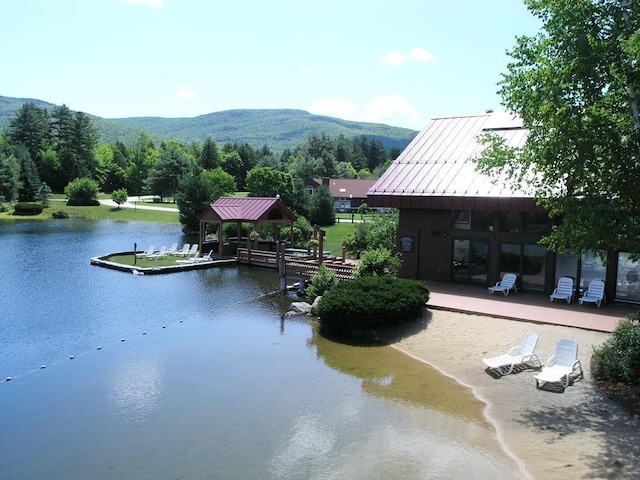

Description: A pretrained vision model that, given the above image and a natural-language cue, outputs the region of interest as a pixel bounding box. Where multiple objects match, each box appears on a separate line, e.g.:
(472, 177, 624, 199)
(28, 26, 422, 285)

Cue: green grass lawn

(0, 203, 180, 223)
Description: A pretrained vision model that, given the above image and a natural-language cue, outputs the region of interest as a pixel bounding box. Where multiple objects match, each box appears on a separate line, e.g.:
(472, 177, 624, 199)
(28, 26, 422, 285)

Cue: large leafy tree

(245, 166, 294, 204)
(476, 0, 640, 255)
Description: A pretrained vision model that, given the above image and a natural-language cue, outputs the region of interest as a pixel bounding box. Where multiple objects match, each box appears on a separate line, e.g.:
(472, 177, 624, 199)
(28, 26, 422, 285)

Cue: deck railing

(236, 248, 355, 281)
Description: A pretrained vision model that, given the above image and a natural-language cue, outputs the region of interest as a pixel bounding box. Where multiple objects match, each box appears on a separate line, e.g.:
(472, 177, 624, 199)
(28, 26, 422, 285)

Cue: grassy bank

(0, 202, 180, 224)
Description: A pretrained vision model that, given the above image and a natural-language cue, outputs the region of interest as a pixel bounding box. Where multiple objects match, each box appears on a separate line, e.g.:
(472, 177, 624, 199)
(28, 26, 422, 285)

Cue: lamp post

(350, 194, 354, 223)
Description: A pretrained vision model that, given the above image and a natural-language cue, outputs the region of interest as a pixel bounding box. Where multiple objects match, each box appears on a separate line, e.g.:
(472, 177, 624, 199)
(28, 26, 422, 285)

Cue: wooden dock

(236, 248, 355, 281)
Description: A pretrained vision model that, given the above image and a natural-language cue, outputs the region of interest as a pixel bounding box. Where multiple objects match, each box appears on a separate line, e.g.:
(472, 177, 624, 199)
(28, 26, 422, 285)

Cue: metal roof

(368, 112, 530, 200)
(200, 197, 297, 223)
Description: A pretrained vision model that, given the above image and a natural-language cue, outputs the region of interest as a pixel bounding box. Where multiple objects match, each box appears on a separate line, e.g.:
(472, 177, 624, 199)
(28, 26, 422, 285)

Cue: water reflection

(311, 326, 486, 423)
(108, 351, 164, 423)
(0, 220, 524, 480)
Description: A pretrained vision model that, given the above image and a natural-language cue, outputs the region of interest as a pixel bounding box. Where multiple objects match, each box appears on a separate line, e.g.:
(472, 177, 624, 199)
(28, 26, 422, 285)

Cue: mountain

(0, 96, 418, 153)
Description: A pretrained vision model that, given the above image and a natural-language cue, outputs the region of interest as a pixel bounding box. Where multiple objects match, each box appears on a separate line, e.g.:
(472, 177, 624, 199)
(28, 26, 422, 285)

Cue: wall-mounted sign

(400, 236, 413, 252)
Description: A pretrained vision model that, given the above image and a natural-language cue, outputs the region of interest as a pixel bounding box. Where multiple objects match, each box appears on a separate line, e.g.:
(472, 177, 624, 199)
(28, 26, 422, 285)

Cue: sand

(382, 309, 640, 480)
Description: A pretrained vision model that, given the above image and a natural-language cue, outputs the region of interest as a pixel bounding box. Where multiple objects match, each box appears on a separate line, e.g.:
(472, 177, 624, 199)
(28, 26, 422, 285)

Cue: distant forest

(0, 101, 408, 230)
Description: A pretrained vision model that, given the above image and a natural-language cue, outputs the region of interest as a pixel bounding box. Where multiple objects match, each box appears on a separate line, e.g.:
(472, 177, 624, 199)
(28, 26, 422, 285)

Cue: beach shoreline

(382, 309, 640, 480)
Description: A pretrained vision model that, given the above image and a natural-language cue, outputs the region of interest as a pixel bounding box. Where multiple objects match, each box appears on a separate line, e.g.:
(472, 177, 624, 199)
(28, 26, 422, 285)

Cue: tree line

(0, 102, 400, 231)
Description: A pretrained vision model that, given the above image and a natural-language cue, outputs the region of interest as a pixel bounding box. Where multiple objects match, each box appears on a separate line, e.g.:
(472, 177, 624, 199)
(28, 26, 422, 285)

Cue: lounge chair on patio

(482, 331, 541, 375)
(136, 245, 155, 258)
(578, 279, 605, 307)
(534, 338, 584, 391)
(488, 273, 518, 296)
(550, 277, 574, 304)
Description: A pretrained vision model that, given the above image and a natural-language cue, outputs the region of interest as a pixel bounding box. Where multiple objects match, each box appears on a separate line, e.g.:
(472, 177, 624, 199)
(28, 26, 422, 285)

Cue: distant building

(306, 177, 377, 212)
(368, 111, 639, 304)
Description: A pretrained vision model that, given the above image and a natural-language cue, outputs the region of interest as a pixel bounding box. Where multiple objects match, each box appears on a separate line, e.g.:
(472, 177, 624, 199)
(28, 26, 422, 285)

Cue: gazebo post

(218, 222, 223, 259)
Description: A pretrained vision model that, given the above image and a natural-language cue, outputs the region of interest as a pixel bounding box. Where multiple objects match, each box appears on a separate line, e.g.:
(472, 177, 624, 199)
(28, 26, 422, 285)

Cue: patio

(426, 281, 639, 333)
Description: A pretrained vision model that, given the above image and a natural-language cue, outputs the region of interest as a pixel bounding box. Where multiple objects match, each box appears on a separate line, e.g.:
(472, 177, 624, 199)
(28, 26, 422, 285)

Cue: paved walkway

(426, 281, 638, 333)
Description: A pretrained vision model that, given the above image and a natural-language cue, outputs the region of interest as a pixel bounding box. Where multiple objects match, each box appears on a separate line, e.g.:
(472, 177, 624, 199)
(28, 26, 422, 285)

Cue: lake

(0, 220, 523, 479)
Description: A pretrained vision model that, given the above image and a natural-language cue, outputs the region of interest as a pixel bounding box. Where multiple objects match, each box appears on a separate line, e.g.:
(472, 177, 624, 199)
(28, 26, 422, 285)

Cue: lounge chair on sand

(483, 331, 541, 376)
(534, 338, 583, 391)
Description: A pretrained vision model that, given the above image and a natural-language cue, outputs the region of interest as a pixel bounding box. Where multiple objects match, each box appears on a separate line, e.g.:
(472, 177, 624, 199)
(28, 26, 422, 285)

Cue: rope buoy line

(2, 316, 191, 385)
(3, 289, 287, 384)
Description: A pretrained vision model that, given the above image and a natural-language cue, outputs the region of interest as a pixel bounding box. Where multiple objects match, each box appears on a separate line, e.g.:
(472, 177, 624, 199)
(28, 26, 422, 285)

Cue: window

(499, 243, 546, 291)
(500, 212, 549, 233)
(616, 253, 640, 302)
(452, 239, 489, 284)
(451, 210, 494, 231)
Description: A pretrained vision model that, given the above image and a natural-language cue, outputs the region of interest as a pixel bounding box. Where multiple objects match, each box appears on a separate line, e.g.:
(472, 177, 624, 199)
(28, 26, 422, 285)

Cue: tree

(476, 0, 640, 255)
(146, 143, 192, 201)
(308, 185, 335, 226)
(343, 209, 399, 258)
(16, 145, 41, 202)
(7, 102, 50, 165)
(111, 188, 128, 209)
(200, 136, 220, 170)
(0, 148, 20, 202)
(245, 167, 294, 204)
(65, 177, 99, 206)
(175, 168, 236, 233)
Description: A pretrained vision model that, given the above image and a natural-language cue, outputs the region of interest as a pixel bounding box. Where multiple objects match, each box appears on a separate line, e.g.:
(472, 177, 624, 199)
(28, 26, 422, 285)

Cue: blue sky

(2, 0, 540, 131)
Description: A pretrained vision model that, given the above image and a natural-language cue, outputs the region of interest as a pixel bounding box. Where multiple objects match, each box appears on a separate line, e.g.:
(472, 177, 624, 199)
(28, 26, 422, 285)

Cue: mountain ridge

(0, 95, 418, 153)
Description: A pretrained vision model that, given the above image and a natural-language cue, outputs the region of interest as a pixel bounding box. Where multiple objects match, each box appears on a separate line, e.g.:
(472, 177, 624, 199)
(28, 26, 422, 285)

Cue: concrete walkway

(427, 281, 638, 333)
(99, 197, 178, 212)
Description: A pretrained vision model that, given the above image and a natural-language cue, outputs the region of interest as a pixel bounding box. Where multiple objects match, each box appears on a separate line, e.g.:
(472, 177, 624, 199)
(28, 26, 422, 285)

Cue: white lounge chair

(534, 338, 584, 391)
(180, 244, 198, 258)
(488, 273, 518, 296)
(578, 279, 605, 307)
(166, 243, 178, 255)
(174, 243, 191, 256)
(136, 245, 155, 259)
(147, 246, 168, 260)
(550, 277, 574, 304)
(176, 250, 212, 264)
(483, 331, 541, 375)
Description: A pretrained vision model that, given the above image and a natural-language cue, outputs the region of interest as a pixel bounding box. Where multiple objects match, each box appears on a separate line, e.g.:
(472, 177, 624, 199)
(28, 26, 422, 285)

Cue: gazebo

(198, 196, 297, 258)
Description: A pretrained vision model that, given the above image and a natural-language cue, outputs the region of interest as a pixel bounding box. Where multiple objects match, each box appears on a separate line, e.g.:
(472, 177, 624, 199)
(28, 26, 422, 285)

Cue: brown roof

(200, 197, 297, 223)
(312, 178, 378, 198)
(368, 112, 532, 209)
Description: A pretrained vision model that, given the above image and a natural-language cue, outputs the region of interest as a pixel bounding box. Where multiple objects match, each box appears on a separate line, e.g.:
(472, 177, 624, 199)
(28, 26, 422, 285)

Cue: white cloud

(125, 0, 162, 7)
(175, 85, 197, 99)
(307, 97, 361, 119)
(363, 94, 421, 127)
(409, 47, 436, 63)
(379, 47, 436, 66)
(307, 94, 421, 129)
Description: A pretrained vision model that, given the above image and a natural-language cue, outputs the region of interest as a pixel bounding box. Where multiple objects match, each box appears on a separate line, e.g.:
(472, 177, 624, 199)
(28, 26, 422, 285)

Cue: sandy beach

(382, 308, 640, 480)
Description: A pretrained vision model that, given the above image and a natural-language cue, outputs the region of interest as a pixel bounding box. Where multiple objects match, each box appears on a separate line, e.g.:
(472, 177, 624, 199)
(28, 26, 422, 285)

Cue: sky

(1, 0, 541, 131)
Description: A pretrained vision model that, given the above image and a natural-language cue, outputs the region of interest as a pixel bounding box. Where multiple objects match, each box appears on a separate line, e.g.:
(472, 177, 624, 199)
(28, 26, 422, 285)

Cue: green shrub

(592, 313, 640, 384)
(51, 210, 70, 219)
(353, 248, 402, 278)
(306, 265, 337, 301)
(12, 202, 43, 215)
(317, 276, 429, 340)
(64, 177, 99, 205)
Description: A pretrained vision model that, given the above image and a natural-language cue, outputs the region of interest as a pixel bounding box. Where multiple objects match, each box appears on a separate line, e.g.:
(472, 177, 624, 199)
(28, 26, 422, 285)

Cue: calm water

(0, 220, 523, 479)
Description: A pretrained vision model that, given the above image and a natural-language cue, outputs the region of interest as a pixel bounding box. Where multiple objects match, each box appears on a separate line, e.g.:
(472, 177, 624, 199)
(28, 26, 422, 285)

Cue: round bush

(13, 202, 43, 215)
(51, 210, 70, 219)
(317, 276, 429, 340)
(592, 313, 640, 384)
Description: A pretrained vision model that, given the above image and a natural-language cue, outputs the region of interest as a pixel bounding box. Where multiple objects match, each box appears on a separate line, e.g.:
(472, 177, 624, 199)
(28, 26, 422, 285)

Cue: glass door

(452, 239, 489, 284)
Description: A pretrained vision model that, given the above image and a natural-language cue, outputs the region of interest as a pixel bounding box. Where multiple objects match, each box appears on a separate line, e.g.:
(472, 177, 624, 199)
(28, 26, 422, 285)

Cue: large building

(368, 112, 639, 304)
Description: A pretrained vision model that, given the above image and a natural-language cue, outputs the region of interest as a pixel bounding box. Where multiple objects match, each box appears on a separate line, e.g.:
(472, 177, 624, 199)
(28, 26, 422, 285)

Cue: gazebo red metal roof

(200, 197, 297, 223)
